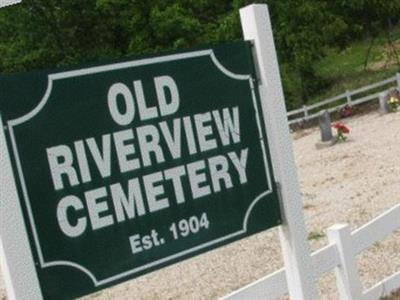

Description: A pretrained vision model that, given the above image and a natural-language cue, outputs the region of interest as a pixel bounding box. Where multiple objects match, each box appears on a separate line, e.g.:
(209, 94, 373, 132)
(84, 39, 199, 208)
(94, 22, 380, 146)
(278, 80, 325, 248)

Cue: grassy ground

(311, 26, 400, 103)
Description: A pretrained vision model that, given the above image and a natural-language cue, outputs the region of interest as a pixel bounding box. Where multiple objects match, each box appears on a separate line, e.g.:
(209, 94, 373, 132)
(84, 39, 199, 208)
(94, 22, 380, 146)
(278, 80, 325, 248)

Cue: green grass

(307, 231, 325, 241)
(311, 26, 400, 104)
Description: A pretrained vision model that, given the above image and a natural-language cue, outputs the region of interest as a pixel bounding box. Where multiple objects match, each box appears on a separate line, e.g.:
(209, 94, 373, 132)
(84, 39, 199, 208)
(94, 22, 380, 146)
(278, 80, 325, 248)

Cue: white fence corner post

(0, 114, 43, 300)
(303, 105, 309, 120)
(396, 72, 400, 89)
(327, 224, 362, 300)
(379, 92, 390, 114)
(240, 4, 317, 300)
(346, 90, 352, 105)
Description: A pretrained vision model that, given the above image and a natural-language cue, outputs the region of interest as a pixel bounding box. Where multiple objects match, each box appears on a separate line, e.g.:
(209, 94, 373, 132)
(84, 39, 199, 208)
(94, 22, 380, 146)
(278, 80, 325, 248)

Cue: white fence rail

(287, 73, 400, 125)
(222, 204, 400, 300)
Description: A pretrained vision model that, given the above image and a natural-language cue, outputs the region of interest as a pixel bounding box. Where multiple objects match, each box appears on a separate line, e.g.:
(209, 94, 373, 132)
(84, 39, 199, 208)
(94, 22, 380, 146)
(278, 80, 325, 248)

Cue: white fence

(287, 73, 400, 125)
(223, 204, 400, 300)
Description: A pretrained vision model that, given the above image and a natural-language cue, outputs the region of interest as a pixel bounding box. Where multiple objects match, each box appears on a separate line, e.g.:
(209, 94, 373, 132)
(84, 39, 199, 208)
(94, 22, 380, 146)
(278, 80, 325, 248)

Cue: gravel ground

(1, 110, 399, 299)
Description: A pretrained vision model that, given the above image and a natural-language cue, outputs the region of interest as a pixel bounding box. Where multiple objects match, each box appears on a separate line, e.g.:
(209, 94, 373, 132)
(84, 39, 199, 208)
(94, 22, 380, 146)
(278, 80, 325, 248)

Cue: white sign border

(6, 49, 276, 287)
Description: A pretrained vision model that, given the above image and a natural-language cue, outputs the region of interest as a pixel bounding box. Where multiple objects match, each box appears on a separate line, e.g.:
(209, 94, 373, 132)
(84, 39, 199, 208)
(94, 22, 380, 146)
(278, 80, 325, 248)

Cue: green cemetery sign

(1, 41, 281, 299)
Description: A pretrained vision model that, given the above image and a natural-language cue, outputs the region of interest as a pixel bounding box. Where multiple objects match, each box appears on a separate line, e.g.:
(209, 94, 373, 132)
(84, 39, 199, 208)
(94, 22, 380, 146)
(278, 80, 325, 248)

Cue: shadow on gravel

(382, 289, 400, 300)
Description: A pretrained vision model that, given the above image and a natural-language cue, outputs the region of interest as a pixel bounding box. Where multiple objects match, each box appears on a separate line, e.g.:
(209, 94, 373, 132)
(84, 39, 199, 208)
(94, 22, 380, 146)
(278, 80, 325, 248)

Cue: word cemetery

(1, 41, 281, 299)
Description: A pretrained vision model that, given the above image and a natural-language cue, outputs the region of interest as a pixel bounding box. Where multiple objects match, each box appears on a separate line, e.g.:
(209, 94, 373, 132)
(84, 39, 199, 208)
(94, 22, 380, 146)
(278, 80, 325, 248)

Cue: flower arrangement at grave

(339, 105, 353, 118)
(332, 122, 350, 141)
(388, 96, 399, 112)
(387, 89, 400, 112)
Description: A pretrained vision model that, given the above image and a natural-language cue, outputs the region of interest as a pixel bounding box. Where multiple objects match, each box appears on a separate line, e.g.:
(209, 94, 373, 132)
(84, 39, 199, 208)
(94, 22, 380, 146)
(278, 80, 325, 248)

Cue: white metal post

(0, 115, 43, 300)
(327, 224, 362, 300)
(397, 72, 400, 89)
(346, 90, 352, 105)
(303, 105, 309, 120)
(240, 4, 317, 300)
(379, 92, 390, 114)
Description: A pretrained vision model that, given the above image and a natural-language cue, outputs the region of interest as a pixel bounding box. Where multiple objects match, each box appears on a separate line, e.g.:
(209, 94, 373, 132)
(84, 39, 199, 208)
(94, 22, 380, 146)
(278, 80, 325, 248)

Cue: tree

(266, 0, 347, 107)
(0, 0, 245, 71)
(6, 0, 392, 109)
(331, 0, 400, 69)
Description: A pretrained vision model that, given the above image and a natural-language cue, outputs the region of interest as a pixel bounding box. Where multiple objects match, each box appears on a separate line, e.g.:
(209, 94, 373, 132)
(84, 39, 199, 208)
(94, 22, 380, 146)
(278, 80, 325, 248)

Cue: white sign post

(239, 4, 317, 299)
(0, 0, 21, 8)
(0, 115, 43, 300)
(0, 3, 316, 300)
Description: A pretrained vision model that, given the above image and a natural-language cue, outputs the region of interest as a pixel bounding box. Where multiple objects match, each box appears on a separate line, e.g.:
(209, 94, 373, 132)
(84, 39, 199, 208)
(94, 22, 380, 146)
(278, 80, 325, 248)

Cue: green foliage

(312, 25, 400, 104)
(0, 0, 244, 71)
(268, 0, 348, 106)
(308, 231, 325, 241)
(0, 0, 398, 109)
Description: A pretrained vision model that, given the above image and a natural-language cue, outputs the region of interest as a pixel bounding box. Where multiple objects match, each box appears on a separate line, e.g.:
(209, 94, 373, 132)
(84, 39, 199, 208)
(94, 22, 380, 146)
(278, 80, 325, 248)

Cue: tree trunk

(386, 17, 400, 68)
(364, 36, 375, 70)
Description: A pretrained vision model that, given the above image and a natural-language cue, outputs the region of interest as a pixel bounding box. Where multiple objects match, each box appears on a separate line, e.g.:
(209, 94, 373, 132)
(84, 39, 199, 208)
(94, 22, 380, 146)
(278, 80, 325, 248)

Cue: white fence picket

(221, 244, 340, 300)
(352, 204, 400, 254)
(287, 73, 400, 125)
(327, 224, 363, 300)
(222, 204, 400, 300)
(221, 269, 287, 300)
(350, 76, 397, 95)
(363, 271, 400, 300)
(311, 244, 340, 277)
(307, 92, 347, 110)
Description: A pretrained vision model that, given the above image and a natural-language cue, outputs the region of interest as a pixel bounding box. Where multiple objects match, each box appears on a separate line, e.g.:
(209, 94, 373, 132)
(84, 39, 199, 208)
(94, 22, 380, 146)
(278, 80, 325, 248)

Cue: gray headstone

(319, 110, 333, 142)
(379, 92, 390, 114)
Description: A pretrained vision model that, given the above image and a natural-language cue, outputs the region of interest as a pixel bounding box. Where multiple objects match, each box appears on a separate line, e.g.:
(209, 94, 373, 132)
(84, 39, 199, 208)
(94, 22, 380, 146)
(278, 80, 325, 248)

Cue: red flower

(332, 122, 350, 133)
